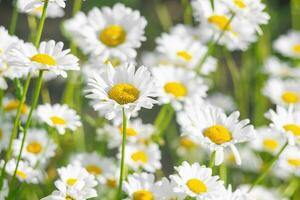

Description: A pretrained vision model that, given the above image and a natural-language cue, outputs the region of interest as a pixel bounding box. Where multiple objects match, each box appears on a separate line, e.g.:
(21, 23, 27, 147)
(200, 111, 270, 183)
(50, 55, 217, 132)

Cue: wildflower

(273, 31, 300, 59)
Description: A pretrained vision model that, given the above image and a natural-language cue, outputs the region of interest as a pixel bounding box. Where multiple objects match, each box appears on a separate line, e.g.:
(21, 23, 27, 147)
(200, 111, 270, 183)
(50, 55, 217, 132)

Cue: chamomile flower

(123, 172, 159, 199)
(36, 104, 82, 134)
(277, 146, 300, 177)
(263, 56, 300, 78)
(273, 31, 300, 59)
(192, 0, 257, 51)
(152, 65, 208, 110)
(42, 188, 89, 200)
(13, 128, 56, 166)
(178, 98, 256, 165)
(170, 161, 225, 199)
(156, 33, 217, 72)
(250, 127, 285, 155)
(0, 179, 8, 200)
(265, 106, 300, 145)
(263, 78, 300, 107)
(220, 0, 270, 34)
(155, 177, 186, 200)
(55, 164, 98, 198)
(20, 0, 66, 12)
(17, 0, 64, 18)
(70, 4, 147, 59)
(97, 118, 155, 149)
(6, 159, 41, 183)
(122, 143, 161, 172)
(8, 40, 79, 78)
(71, 152, 117, 184)
(85, 63, 157, 120)
(0, 122, 12, 152)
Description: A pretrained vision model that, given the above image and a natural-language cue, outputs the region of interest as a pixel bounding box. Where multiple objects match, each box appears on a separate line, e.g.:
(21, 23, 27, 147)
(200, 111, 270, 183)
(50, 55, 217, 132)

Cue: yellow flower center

(131, 150, 148, 163)
(16, 170, 27, 179)
(281, 91, 299, 104)
(30, 53, 57, 66)
(26, 141, 43, 154)
(119, 127, 138, 137)
(65, 196, 75, 200)
(99, 25, 127, 47)
(50, 116, 66, 125)
(208, 15, 232, 31)
(176, 51, 193, 61)
(180, 137, 197, 149)
(186, 178, 207, 194)
(67, 178, 77, 186)
(108, 83, 140, 105)
(4, 100, 28, 114)
(85, 165, 102, 175)
(292, 44, 300, 54)
(133, 190, 154, 200)
(203, 125, 232, 145)
(233, 0, 247, 8)
(164, 82, 187, 98)
(288, 158, 300, 167)
(104, 57, 121, 67)
(106, 178, 117, 188)
(283, 124, 300, 136)
(263, 139, 279, 151)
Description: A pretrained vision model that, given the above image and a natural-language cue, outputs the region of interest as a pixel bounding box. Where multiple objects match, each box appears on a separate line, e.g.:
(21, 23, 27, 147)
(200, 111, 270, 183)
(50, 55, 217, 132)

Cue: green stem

(283, 176, 299, 197)
(181, 0, 192, 24)
(8, 71, 44, 199)
(196, 13, 235, 74)
(34, 0, 49, 47)
(155, 0, 172, 31)
(291, 0, 300, 30)
(0, 89, 3, 111)
(219, 163, 227, 186)
(117, 108, 127, 200)
(9, 0, 19, 35)
(209, 151, 216, 173)
(248, 142, 288, 192)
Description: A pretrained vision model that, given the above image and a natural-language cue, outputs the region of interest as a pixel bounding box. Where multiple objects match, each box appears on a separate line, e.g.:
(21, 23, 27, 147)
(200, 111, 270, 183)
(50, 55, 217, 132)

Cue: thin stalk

(9, 0, 19, 35)
(0, 0, 49, 190)
(248, 142, 288, 192)
(220, 163, 227, 186)
(181, 0, 193, 24)
(196, 13, 235, 74)
(0, 89, 3, 111)
(155, 0, 172, 31)
(8, 71, 44, 198)
(117, 108, 127, 200)
(209, 151, 216, 173)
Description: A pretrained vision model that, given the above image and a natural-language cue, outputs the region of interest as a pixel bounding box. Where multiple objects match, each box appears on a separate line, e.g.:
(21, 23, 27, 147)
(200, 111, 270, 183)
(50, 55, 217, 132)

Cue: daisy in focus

(20, 0, 66, 12)
(178, 98, 256, 165)
(36, 104, 82, 134)
(8, 40, 79, 78)
(85, 63, 157, 120)
(152, 65, 208, 110)
(170, 161, 225, 199)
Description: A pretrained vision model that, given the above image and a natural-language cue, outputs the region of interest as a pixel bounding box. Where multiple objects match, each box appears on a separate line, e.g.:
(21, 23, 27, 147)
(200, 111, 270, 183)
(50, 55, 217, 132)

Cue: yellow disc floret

(263, 139, 279, 151)
(133, 190, 154, 200)
(85, 165, 102, 175)
(26, 141, 43, 154)
(108, 83, 140, 105)
(30, 53, 57, 66)
(176, 51, 193, 61)
(99, 25, 127, 47)
(186, 178, 207, 194)
(283, 124, 300, 136)
(50, 116, 66, 125)
(203, 125, 232, 145)
(164, 82, 187, 98)
(281, 91, 299, 104)
(131, 150, 148, 163)
(208, 15, 232, 31)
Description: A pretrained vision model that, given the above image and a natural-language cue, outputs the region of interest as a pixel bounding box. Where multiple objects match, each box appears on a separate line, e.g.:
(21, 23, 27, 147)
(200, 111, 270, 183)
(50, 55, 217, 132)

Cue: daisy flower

(250, 127, 285, 155)
(152, 65, 208, 110)
(3, 97, 29, 117)
(71, 152, 117, 185)
(122, 143, 161, 172)
(178, 98, 256, 165)
(263, 78, 300, 107)
(41, 188, 90, 200)
(13, 128, 57, 166)
(155, 177, 186, 200)
(273, 31, 300, 59)
(97, 118, 155, 149)
(0, 121, 12, 152)
(69, 3, 147, 59)
(265, 106, 300, 145)
(156, 33, 217, 72)
(55, 164, 98, 198)
(85, 63, 157, 120)
(123, 172, 160, 199)
(220, 0, 270, 34)
(17, 0, 64, 18)
(192, 0, 257, 51)
(170, 161, 225, 199)
(20, 0, 66, 12)
(6, 159, 41, 184)
(36, 104, 82, 134)
(8, 40, 79, 78)
(263, 56, 300, 78)
(277, 146, 300, 177)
